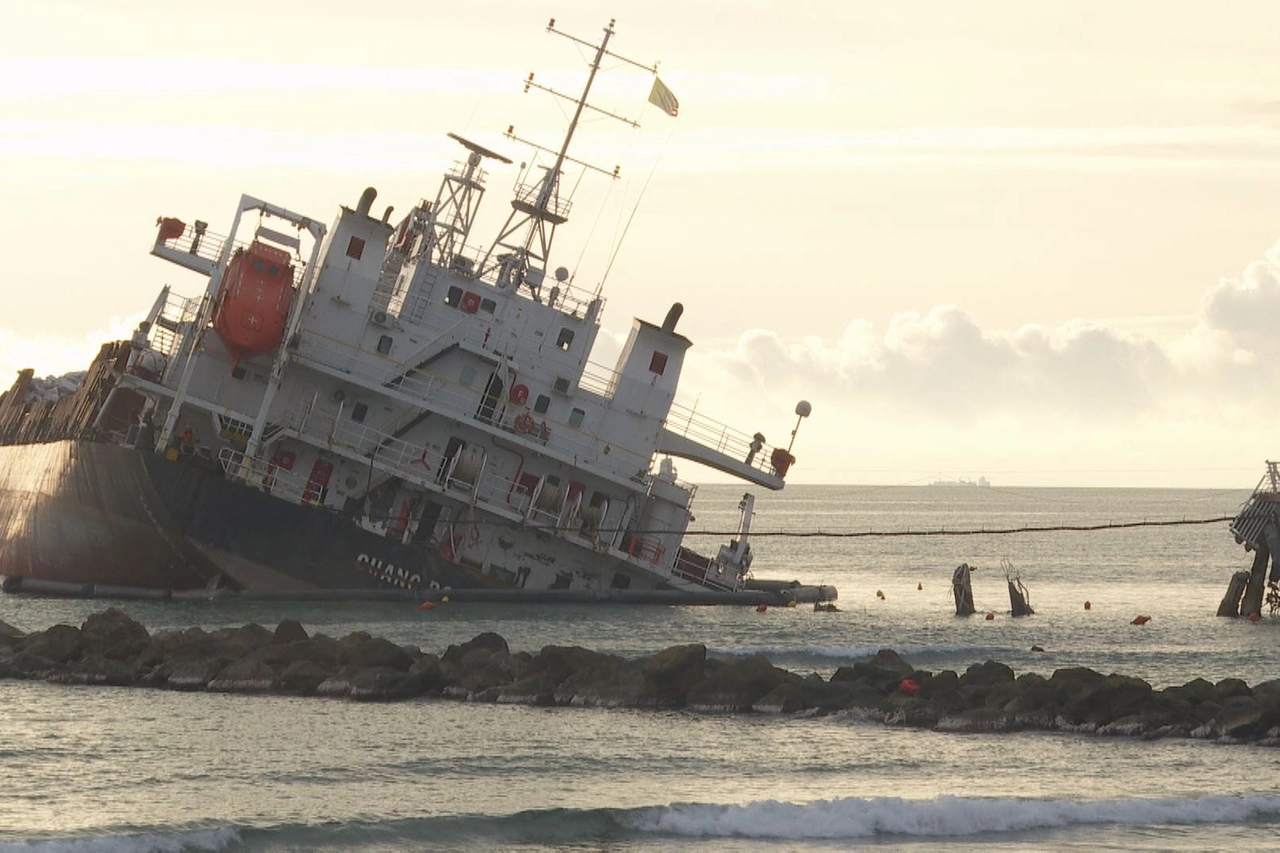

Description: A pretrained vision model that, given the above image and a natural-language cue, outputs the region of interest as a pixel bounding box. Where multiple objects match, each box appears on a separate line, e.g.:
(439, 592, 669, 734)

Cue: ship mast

(481, 18, 654, 300)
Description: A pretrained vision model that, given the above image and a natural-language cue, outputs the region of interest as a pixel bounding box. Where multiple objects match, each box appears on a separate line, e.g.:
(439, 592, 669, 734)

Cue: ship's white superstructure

(99, 20, 812, 597)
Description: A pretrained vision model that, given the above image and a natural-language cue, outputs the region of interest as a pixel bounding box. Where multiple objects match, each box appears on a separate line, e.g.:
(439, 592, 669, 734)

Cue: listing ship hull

(0, 440, 478, 598)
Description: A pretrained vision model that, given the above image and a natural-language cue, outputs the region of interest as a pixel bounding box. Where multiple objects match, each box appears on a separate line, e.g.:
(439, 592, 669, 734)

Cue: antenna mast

(481, 18, 654, 301)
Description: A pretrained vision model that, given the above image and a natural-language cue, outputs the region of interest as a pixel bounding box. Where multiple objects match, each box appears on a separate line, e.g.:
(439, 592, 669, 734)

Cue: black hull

(0, 440, 481, 595)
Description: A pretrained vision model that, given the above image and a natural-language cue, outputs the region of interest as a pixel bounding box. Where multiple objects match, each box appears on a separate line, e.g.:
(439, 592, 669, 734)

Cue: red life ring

(509, 384, 529, 405)
(461, 292, 481, 314)
(514, 412, 535, 434)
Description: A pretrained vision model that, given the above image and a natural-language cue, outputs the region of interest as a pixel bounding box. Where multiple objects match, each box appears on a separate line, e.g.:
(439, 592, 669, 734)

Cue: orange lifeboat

(213, 241, 295, 366)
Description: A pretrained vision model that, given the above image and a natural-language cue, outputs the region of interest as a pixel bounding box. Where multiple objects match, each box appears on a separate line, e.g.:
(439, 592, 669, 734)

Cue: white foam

(624, 794, 1280, 839)
(0, 826, 238, 853)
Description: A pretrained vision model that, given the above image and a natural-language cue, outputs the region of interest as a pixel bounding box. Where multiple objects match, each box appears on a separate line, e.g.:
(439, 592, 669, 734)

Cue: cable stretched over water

(676, 515, 1235, 538)
(382, 515, 1235, 537)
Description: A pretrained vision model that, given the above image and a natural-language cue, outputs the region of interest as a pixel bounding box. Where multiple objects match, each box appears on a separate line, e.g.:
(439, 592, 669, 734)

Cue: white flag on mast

(648, 77, 679, 117)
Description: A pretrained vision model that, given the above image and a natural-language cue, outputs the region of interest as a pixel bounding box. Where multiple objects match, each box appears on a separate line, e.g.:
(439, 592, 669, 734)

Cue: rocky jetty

(3, 609, 1279, 745)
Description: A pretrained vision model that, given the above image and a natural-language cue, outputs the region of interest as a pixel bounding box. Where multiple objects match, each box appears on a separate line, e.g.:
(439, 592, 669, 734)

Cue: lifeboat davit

(213, 241, 295, 366)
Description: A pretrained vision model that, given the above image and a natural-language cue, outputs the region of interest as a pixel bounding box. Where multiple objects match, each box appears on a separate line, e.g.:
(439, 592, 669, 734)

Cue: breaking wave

(6, 795, 1277, 849)
(0, 827, 237, 853)
(621, 794, 1280, 838)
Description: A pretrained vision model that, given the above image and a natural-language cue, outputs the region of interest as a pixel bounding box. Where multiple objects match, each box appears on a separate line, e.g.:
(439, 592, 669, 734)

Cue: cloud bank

(677, 239, 1280, 486)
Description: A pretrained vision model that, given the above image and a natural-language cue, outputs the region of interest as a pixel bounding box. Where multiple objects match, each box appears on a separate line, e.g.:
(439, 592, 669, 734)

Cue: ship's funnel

(662, 303, 683, 333)
(357, 187, 377, 217)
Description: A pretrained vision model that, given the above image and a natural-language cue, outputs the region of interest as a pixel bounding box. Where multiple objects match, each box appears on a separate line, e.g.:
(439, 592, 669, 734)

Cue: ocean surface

(3, 484, 1280, 851)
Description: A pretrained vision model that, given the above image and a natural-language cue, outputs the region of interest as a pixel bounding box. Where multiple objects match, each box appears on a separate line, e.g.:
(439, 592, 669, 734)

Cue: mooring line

(679, 515, 1235, 538)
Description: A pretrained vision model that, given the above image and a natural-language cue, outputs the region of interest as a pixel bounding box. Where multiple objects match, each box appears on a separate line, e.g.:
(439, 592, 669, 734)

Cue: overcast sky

(4, 0, 1280, 487)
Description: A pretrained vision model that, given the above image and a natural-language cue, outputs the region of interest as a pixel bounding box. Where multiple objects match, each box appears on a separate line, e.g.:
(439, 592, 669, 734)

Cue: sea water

(1, 484, 1278, 851)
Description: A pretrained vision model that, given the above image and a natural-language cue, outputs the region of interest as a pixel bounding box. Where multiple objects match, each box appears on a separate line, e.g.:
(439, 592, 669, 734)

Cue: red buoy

(1249, 612, 1260, 623)
(898, 678, 919, 696)
(755, 603, 768, 613)
(985, 612, 995, 621)
(1084, 601, 1092, 611)
(917, 583, 923, 591)
(418, 601, 437, 612)
(1131, 615, 1151, 625)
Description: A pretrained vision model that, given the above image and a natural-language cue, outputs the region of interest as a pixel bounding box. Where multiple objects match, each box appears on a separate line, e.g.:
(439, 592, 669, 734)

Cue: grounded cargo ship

(0, 21, 834, 605)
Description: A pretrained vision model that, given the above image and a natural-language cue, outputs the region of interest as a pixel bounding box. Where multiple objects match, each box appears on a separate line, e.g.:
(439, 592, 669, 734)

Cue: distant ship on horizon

(929, 475, 991, 488)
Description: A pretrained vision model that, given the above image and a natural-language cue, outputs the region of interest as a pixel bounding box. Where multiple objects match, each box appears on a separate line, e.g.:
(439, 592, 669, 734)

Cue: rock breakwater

(3, 609, 1278, 745)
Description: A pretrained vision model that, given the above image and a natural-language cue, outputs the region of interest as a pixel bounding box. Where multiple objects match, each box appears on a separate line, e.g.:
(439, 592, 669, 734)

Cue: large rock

(1064, 674, 1153, 727)
(442, 647, 523, 696)
(1212, 695, 1280, 740)
(555, 643, 705, 708)
(340, 634, 415, 671)
(686, 655, 800, 712)
(80, 608, 150, 660)
(636, 643, 706, 707)
(272, 619, 309, 645)
(492, 672, 557, 706)
(152, 627, 238, 666)
(278, 660, 333, 695)
(209, 657, 277, 692)
(867, 649, 913, 675)
(528, 645, 621, 686)
(1165, 677, 1215, 705)
(347, 667, 433, 701)
(20, 624, 83, 664)
(0, 619, 26, 645)
(48, 653, 137, 686)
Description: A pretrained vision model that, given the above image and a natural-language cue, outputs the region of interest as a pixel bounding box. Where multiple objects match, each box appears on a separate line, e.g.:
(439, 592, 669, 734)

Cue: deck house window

(649, 351, 668, 375)
(346, 236, 365, 260)
(351, 403, 368, 423)
(568, 407, 585, 428)
(556, 328, 575, 351)
(533, 394, 550, 414)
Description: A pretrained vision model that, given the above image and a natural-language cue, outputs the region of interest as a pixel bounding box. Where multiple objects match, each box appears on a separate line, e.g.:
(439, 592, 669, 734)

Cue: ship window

(231, 366, 246, 381)
(568, 407, 585, 428)
(376, 334, 393, 355)
(649, 351, 668, 375)
(252, 259, 266, 272)
(556, 328, 574, 351)
(351, 403, 368, 423)
(533, 394, 550, 414)
(480, 298, 496, 314)
(460, 366, 476, 387)
(445, 286, 462, 307)
(346, 236, 365, 260)
(268, 264, 281, 277)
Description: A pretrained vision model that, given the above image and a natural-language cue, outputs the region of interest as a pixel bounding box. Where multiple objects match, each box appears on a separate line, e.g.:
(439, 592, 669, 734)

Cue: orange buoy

(1131, 615, 1151, 625)
(985, 612, 995, 621)
(755, 603, 768, 613)
(1084, 601, 1092, 611)
(418, 601, 437, 612)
